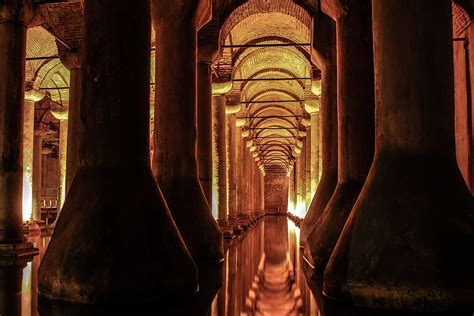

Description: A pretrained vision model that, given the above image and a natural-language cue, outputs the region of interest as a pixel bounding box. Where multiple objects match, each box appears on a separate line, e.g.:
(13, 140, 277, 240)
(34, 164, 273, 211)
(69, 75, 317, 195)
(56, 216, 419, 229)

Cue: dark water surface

(8, 216, 317, 315)
(4, 215, 469, 316)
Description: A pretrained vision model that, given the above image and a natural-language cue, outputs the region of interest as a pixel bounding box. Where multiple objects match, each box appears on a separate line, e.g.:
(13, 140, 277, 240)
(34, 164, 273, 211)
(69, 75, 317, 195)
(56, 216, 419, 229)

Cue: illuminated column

(300, 14, 338, 242)
(305, 1, 375, 277)
(325, 0, 474, 310)
(296, 151, 305, 216)
(152, 0, 223, 263)
(305, 101, 320, 198)
(39, 0, 198, 303)
(59, 51, 82, 194)
(197, 61, 213, 204)
(234, 123, 244, 232)
(260, 171, 265, 212)
(0, 1, 38, 255)
(32, 130, 43, 224)
(212, 95, 228, 223)
(50, 105, 68, 211)
(235, 125, 243, 216)
(23, 89, 45, 223)
(305, 127, 312, 208)
(226, 114, 237, 221)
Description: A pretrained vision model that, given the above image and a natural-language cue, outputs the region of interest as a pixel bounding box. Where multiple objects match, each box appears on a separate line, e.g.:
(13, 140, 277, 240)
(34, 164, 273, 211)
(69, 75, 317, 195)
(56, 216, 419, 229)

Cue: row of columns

(35, 0, 264, 304)
(300, 0, 474, 312)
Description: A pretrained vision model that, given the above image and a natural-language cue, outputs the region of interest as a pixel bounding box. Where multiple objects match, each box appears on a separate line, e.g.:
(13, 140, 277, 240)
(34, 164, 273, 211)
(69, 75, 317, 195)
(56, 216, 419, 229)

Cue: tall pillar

(50, 104, 69, 212)
(305, 127, 312, 208)
(152, 0, 223, 264)
(0, 0, 38, 255)
(57, 116, 67, 210)
(32, 131, 43, 223)
(24, 88, 45, 225)
(300, 13, 338, 242)
(213, 95, 228, 223)
(59, 51, 82, 195)
(305, 0, 374, 276)
(39, 0, 197, 303)
(235, 126, 243, 215)
(325, 0, 474, 311)
(308, 109, 320, 197)
(227, 114, 237, 221)
(296, 153, 305, 216)
(198, 61, 213, 204)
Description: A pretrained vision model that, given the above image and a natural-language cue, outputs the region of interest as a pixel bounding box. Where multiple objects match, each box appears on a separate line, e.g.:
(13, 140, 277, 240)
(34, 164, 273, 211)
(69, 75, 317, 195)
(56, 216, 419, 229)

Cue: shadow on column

(38, 0, 198, 304)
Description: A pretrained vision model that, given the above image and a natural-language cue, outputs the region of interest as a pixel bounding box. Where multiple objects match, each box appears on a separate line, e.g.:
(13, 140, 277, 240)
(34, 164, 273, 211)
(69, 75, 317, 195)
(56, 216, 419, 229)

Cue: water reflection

(9, 215, 463, 315)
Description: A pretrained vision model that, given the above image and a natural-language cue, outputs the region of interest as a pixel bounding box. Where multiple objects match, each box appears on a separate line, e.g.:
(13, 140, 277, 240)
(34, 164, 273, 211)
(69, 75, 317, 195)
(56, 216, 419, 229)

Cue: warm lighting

(22, 175, 33, 222)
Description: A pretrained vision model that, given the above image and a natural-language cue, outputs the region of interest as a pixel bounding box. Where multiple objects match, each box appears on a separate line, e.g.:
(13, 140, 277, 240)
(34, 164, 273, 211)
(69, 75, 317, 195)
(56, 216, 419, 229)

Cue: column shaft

(32, 133, 42, 222)
(65, 66, 81, 193)
(227, 114, 236, 219)
(153, 0, 223, 263)
(58, 120, 67, 210)
(213, 95, 228, 221)
(0, 1, 29, 244)
(305, 1, 375, 275)
(325, 0, 474, 310)
(310, 112, 320, 196)
(23, 100, 35, 222)
(198, 62, 213, 203)
(39, 0, 197, 303)
(300, 13, 338, 242)
(305, 131, 312, 208)
(235, 127, 243, 215)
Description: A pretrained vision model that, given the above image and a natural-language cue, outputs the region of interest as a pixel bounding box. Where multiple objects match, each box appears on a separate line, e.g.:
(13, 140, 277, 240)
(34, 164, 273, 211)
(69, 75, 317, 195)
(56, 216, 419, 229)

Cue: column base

(300, 170, 338, 243)
(305, 181, 364, 275)
(159, 177, 224, 265)
(217, 220, 234, 240)
(324, 153, 474, 312)
(39, 166, 198, 304)
(0, 241, 39, 258)
(23, 221, 42, 236)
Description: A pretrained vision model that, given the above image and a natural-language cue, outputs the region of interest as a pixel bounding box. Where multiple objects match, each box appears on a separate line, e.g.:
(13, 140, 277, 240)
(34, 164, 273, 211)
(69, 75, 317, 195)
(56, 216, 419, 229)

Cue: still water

(3, 215, 471, 315)
(7, 215, 317, 315)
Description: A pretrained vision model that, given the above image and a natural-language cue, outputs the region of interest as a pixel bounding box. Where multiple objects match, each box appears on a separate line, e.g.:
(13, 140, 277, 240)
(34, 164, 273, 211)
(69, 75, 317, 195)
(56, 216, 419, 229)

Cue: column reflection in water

(212, 216, 316, 315)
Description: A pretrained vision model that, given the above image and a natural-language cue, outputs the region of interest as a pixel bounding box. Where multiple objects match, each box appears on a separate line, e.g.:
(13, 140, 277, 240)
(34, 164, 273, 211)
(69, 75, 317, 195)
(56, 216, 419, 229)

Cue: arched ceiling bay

(216, 0, 319, 175)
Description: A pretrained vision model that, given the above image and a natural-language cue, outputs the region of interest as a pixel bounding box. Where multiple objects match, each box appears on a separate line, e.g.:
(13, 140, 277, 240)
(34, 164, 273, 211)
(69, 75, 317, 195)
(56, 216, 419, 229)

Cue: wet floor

(3, 215, 470, 316)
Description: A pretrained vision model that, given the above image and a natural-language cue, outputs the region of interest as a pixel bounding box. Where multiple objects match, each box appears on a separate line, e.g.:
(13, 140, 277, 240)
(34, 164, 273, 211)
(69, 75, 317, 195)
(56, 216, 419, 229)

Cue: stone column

(32, 131, 43, 224)
(307, 107, 320, 197)
(152, 0, 223, 264)
(23, 88, 45, 225)
(300, 13, 338, 242)
(296, 153, 305, 216)
(39, 0, 197, 303)
(50, 104, 69, 213)
(198, 61, 213, 204)
(0, 1, 38, 255)
(213, 95, 230, 237)
(305, 0, 375, 277)
(59, 51, 82, 194)
(57, 117, 67, 210)
(234, 125, 244, 233)
(226, 114, 237, 222)
(324, 0, 474, 311)
(305, 127, 312, 208)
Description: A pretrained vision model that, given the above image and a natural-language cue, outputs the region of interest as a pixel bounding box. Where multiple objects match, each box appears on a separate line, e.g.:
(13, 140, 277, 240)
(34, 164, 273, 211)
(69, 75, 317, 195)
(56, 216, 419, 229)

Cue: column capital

(212, 82, 232, 96)
(152, 0, 211, 30)
(59, 49, 81, 70)
(24, 86, 46, 103)
(0, 0, 42, 27)
(304, 99, 320, 114)
(51, 103, 69, 121)
(320, 0, 350, 21)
